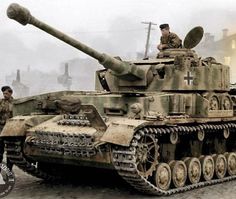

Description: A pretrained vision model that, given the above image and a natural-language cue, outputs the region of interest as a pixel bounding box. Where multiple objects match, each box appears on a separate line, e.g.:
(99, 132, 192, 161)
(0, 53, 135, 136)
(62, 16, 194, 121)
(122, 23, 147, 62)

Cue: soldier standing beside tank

(0, 86, 13, 170)
(157, 24, 182, 50)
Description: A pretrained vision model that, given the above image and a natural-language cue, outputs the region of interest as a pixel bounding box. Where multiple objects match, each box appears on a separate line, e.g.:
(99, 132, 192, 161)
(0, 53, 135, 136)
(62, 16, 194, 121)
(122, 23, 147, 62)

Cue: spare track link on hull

(112, 122, 236, 196)
(4, 138, 59, 181)
(25, 131, 97, 158)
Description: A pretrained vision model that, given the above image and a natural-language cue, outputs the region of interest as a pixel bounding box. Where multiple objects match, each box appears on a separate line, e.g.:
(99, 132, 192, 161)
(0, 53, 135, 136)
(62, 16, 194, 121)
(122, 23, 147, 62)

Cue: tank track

(112, 122, 236, 196)
(4, 138, 60, 181)
(57, 114, 91, 127)
(24, 114, 105, 158)
(4, 123, 236, 195)
(26, 131, 97, 158)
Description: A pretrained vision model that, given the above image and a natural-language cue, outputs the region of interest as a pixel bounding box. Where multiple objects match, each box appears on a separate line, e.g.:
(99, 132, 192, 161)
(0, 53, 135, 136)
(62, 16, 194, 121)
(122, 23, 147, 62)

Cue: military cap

(1, 86, 13, 93)
(159, 23, 169, 30)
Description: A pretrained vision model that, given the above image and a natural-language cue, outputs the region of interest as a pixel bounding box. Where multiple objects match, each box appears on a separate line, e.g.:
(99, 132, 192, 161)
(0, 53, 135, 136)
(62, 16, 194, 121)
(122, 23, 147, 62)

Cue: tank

(3, 3, 236, 195)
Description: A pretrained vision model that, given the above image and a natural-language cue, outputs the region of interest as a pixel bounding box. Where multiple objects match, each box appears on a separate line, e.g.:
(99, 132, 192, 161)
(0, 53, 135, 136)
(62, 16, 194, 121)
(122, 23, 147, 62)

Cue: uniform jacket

(160, 32, 182, 49)
(0, 97, 13, 127)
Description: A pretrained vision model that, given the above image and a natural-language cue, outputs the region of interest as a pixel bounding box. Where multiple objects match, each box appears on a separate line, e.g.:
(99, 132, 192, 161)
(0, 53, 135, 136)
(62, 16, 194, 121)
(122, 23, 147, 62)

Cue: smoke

(188, 8, 236, 39)
(103, 17, 146, 57)
(0, 32, 33, 85)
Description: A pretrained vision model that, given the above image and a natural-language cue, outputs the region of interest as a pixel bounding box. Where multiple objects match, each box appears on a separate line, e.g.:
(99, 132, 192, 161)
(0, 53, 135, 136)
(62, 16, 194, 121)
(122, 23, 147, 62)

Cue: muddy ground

(4, 167, 236, 199)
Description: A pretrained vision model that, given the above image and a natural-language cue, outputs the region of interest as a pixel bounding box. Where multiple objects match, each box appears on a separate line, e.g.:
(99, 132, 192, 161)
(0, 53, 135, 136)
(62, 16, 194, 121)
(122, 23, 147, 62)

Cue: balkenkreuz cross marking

(184, 71, 193, 85)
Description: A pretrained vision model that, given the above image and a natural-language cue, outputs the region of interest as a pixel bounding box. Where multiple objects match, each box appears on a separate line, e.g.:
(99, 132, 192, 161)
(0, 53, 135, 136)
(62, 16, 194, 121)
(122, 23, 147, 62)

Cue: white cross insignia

(184, 71, 193, 85)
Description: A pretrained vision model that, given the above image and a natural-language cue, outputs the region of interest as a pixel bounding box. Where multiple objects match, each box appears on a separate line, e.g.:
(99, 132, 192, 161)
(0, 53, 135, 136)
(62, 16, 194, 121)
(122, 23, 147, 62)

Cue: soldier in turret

(0, 86, 13, 170)
(157, 24, 182, 50)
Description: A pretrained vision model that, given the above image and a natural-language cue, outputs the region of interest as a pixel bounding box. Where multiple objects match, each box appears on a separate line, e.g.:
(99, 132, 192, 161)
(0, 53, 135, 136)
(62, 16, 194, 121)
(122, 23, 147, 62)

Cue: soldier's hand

(162, 44, 168, 49)
(158, 44, 168, 50)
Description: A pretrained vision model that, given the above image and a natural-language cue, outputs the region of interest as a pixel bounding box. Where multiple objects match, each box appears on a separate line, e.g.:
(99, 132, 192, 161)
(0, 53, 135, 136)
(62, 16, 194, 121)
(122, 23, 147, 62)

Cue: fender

(100, 119, 147, 146)
(0, 115, 54, 137)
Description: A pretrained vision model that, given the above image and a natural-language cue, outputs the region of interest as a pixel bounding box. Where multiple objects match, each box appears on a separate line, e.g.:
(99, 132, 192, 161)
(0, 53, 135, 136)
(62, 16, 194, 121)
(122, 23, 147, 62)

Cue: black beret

(1, 86, 13, 93)
(159, 24, 169, 30)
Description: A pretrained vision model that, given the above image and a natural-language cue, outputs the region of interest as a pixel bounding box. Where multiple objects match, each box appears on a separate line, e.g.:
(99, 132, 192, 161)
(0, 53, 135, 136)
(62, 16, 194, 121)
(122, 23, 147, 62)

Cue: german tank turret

(3, 3, 236, 195)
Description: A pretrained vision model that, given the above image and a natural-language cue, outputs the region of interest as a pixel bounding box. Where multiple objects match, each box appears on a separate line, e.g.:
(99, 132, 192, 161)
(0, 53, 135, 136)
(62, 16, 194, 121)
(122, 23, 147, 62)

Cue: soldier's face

(2, 90, 12, 100)
(161, 28, 170, 36)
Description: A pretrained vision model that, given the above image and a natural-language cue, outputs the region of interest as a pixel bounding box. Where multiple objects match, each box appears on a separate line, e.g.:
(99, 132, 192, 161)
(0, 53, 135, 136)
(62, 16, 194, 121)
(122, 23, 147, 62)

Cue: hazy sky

(2, 0, 236, 47)
(0, 0, 236, 83)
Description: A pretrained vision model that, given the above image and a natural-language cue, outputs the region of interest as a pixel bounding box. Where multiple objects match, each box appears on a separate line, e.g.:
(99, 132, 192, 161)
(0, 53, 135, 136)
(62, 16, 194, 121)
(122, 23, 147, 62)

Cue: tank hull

(4, 115, 236, 195)
(2, 90, 236, 195)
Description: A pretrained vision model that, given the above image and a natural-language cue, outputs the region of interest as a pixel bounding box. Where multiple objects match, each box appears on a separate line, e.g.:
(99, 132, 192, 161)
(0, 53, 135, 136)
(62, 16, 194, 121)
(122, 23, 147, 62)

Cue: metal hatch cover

(183, 26, 204, 49)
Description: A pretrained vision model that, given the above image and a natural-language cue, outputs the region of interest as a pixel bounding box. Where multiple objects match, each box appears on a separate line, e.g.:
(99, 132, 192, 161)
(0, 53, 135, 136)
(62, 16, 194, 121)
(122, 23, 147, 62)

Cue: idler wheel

(169, 160, 187, 188)
(184, 157, 201, 184)
(225, 152, 236, 176)
(154, 163, 171, 190)
(213, 154, 227, 179)
(200, 155, 214, 181)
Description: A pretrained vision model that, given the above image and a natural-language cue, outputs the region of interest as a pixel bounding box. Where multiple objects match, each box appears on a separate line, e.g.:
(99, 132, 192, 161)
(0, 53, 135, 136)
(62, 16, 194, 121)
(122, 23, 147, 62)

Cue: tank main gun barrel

(7, 3, 146, 80)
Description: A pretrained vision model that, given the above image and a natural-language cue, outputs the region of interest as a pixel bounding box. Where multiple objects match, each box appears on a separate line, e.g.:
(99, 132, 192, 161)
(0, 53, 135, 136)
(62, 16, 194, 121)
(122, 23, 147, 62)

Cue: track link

(4, 137, 59, 181)
(112, 122, 236, 196)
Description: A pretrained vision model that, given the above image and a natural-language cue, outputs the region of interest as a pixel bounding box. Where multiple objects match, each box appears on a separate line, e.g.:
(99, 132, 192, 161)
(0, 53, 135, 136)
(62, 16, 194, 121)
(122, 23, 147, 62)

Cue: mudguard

(100, 119, 147, 146)
(0, 115, 54, 137)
